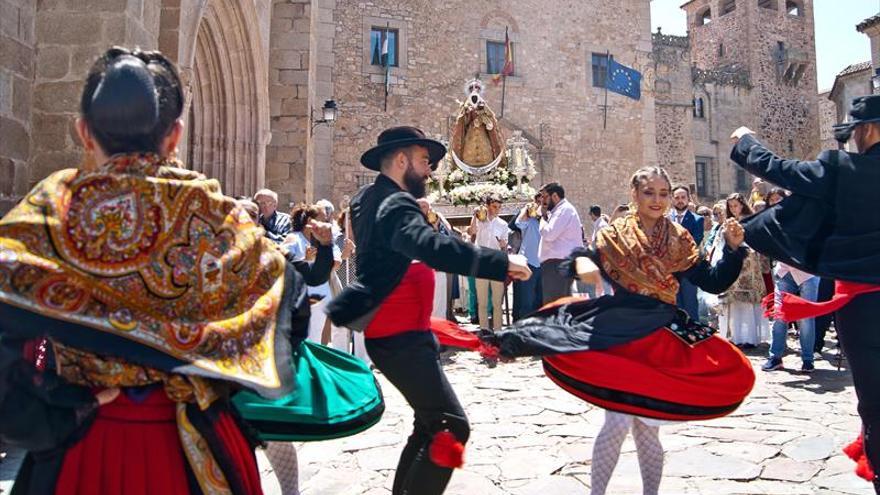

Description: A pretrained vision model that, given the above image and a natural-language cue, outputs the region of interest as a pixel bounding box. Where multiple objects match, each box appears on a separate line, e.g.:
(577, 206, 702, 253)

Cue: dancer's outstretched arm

(730, 130, 832, 200)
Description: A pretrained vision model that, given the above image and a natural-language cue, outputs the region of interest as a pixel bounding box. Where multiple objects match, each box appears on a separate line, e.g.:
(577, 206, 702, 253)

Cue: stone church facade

(0, 0, 819, 215)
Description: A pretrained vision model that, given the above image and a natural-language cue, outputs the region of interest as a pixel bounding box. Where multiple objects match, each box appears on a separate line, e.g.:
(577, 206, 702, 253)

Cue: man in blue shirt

(513, 193, 543, 320)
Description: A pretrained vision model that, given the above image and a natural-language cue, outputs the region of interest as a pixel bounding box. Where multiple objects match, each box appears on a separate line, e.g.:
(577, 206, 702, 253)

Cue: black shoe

(801, 362, 815, 373)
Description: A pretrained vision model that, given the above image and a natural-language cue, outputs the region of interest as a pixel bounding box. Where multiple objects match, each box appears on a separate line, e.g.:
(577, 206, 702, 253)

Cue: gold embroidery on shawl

(0, 153, 288, 393)
(596, 214, 701, 304)
(177, 404, 233, 495)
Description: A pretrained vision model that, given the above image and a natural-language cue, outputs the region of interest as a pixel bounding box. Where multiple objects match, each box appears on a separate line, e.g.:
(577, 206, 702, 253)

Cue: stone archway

(165, 0, 269, 197)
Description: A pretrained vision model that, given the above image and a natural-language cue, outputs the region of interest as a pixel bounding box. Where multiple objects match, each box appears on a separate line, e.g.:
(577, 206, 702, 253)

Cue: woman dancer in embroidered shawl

(0, 48, 302, 495)
(501, 166, 754, 495)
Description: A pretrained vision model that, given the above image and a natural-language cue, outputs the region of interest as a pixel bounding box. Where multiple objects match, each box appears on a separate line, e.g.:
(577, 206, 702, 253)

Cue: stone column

(266, 0, 311, 209)
(306, 0, 336, 204)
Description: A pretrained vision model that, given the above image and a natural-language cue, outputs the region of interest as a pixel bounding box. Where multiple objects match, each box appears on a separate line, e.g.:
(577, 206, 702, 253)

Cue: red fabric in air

(764, 280, 880, 323)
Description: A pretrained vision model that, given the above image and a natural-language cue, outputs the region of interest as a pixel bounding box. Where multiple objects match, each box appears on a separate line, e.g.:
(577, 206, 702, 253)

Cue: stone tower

(682, 0, 819, 159)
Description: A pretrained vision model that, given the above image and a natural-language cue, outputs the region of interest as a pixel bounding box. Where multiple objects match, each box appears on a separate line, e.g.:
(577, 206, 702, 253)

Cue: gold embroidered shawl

(0, 154, 290, 395)
(596, 213, 701, 304)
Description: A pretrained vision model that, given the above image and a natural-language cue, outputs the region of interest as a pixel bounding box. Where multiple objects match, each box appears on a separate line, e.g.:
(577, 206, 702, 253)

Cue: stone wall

(677, 0, 819, 201)
(265, 0, 311, 208)
(652, 34, 697, 192)
(0, 0, 829, 217)
(829, 69, 872, 153)
(859, 22, 880, 78)
(685, 0, 751, 73)
(818, 91, 837, 151)
(0, 0, 35, 213)
(747, 4, 819, 160)
(325, 0, 657, 216)
(28, 0, 161, 195)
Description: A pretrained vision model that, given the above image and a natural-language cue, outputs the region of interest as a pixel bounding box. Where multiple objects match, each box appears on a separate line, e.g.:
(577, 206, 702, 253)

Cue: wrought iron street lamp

(311, 99, 338, 130)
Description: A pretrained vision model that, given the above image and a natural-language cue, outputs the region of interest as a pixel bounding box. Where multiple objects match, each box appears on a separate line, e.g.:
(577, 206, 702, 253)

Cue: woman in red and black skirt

(489, 166, 755, 494)
(0, 48, 300, 495)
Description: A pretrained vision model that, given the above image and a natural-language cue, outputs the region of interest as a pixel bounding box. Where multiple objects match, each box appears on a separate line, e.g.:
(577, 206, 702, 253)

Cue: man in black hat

(327, 126, 531, 495)
(729, 94, 880, 492)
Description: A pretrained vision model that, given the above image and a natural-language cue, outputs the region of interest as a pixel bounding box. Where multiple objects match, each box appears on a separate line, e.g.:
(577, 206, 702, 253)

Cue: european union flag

(606, 59, 642, 100)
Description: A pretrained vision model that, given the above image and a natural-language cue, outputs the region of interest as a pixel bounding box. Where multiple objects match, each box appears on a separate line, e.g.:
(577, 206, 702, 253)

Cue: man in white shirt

(468, 196, 510, 332)
(538, 183, 584, 304)
(589, 205, 609, 243)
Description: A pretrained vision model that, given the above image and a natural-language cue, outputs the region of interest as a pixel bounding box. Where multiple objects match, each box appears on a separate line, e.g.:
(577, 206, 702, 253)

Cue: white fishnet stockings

(590, 411, 663, 495)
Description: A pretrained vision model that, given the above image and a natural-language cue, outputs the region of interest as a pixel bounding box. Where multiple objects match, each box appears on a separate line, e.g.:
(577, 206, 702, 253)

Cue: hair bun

(88, 55, 159, 137)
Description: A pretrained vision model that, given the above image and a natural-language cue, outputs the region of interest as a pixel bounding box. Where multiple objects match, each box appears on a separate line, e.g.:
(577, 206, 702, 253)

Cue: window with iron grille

(735, 167, 749, 192)
(356, 173, 377, 188)
(696, 161, 709, 198)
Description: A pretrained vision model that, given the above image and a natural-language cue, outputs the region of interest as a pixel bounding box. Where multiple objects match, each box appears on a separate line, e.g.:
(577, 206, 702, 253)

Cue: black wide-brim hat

(360, 126, 446, 171)
(833, 95, 880, 142)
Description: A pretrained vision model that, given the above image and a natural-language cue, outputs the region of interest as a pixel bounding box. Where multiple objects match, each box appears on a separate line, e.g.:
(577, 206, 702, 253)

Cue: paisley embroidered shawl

(0, 154, 292, 398)
(596, 213, 701, 304)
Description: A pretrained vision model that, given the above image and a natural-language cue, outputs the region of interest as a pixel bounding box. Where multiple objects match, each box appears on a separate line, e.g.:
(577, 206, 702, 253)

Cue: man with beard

(669, 185, 705, 320)
(729, 95, 880, 492)
(327, 126, 532, 495)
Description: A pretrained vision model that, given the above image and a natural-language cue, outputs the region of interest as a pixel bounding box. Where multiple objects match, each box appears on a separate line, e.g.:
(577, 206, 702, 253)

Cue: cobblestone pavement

(2, 334, 873, 495)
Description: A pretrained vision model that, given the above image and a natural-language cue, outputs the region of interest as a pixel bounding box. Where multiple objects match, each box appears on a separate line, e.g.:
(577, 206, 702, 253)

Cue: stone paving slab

(1, 335, 875, 495)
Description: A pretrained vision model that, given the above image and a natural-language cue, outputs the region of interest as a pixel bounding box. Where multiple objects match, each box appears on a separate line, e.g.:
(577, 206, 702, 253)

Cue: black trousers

(540, 259, 571, 305)
(836, 291, 880, 493)
(814, 277, 835, 352)
(365, 331, 469, 495)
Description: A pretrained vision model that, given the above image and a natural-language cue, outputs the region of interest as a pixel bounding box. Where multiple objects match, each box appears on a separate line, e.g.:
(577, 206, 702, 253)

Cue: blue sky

(650, 0, 877, 91)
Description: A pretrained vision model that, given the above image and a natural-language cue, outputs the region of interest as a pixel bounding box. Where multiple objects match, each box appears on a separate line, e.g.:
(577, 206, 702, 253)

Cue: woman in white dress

(711, 193, 771, 348)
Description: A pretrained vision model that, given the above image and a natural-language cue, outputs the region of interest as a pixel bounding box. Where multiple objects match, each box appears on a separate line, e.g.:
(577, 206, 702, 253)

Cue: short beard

(674, 203, 688, 212)
(403, 161, 427, 199)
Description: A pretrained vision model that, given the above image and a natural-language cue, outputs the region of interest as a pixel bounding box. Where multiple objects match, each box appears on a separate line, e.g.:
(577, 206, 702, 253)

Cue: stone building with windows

(0, 0, 822, 216)
(822, 14, 880, 155)
(653, 0, 819, 202)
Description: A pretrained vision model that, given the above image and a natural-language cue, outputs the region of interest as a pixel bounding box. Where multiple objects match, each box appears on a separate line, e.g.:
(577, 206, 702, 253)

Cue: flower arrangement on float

(426, 78, 539, 207)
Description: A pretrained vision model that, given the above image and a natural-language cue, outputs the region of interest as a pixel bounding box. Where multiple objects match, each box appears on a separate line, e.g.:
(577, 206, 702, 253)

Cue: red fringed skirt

(54, 389, 262, 495)
(543, 328, 756, 421)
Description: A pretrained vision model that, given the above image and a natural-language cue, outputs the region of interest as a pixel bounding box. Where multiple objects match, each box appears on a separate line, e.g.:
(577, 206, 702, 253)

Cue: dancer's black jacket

(327, 174, 509, 327)
(731, 134, 880, 284)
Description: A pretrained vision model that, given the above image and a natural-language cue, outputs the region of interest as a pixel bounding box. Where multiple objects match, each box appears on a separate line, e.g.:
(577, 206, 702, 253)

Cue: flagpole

(501, 72, 507, 119)
(500, 26, 509, 119)
(383, 22, 390, 112)
(603, 49, 610, 130)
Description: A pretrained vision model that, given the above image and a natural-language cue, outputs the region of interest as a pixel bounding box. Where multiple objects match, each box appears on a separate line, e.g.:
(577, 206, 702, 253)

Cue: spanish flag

(492, 28, 514, 85)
